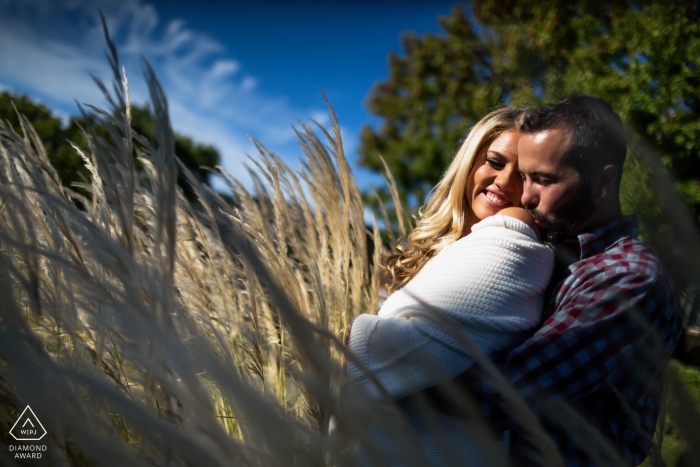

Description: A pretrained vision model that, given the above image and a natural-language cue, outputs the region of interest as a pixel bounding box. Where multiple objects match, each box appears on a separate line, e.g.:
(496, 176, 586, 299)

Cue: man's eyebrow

(520, 169, 557, 178)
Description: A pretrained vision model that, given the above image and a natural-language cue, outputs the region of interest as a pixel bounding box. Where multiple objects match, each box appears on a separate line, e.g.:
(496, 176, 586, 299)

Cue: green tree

(0, 92, 88, 186)
(0, 91, 220, 195)
(127, 105, 220, 188)
(360, 1, 700, 215)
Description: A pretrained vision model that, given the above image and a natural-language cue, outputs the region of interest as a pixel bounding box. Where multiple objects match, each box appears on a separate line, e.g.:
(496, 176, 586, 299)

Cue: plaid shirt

(470, 215, 682, 466)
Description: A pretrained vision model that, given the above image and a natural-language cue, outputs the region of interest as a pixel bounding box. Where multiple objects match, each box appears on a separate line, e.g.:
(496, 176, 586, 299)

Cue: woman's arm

(347, 215, 554, 402)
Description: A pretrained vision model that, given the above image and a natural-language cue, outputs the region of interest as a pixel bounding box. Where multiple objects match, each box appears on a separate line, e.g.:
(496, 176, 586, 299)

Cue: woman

(343, 107, 554, 466)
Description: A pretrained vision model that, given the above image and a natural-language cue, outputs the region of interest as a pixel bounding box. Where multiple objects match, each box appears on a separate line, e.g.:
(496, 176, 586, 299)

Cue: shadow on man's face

(527, 178, 596, 243)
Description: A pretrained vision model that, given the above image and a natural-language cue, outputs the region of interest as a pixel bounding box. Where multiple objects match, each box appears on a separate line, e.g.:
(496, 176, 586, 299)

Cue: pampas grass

(0, 22, 384, 466)
(0, 22, 698, 467)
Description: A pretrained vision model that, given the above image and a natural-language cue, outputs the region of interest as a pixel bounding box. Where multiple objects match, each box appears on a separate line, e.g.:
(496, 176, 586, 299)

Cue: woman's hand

(342, 323, 352, 371)
(343, 323, 352, 345)
(498, 206, 542, 240)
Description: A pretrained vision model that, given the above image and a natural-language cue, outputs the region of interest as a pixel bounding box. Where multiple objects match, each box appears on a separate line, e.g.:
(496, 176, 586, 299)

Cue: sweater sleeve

(347, 309, 487, 402)
(346, 215, 554, 404)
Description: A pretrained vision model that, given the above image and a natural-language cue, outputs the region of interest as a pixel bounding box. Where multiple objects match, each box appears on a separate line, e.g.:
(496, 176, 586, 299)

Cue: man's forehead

(520, 128, 572, 147)
(518, 129, 573, 167)
(531, 132, 554, 145)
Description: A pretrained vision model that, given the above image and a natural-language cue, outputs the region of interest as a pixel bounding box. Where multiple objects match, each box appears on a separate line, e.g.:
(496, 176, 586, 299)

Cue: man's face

(518, 129, 596, 242)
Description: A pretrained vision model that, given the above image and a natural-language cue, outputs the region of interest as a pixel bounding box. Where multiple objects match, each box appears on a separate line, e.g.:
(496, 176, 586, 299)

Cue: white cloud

(240, 76, 257, 92)
(0, 0, 329, 192)
(0, 20, 108, 108)
(211, 60, 240, 78)
(310, 110, 331, 127)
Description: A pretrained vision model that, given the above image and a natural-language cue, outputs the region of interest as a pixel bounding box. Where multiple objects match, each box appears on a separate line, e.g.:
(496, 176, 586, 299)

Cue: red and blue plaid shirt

(472, 215, 683, 466)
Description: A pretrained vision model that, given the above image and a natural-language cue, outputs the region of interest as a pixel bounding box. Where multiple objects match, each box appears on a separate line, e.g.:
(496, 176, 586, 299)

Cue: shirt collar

(555, 215, 639, 261)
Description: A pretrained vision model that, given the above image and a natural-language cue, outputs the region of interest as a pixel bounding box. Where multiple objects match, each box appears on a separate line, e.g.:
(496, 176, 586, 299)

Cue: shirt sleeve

(503, 265, 682, 414)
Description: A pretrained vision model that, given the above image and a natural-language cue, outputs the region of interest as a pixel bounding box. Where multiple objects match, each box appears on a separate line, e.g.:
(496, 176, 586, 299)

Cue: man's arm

(504, 265, 682, 414)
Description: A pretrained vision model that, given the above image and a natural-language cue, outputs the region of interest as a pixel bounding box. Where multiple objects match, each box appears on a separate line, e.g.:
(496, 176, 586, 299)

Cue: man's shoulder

(564, 240, 673, 308)
(597, 235, 661, 273)
(574, 224, 664, 281)
(557, 233, 679, 320)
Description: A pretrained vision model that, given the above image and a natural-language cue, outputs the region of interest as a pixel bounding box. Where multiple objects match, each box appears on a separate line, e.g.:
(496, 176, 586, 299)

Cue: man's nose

(521, 183, 538, 209)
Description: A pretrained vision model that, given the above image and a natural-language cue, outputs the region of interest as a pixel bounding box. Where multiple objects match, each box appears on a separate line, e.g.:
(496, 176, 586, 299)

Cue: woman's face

(465, 130, 523, 226)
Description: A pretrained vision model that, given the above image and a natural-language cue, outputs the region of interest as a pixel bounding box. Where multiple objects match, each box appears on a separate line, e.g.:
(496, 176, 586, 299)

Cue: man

(479, 95, 683, 466)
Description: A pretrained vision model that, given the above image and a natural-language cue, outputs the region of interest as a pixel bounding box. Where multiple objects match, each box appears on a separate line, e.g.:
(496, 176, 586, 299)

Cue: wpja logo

(8, 406, 47, 460)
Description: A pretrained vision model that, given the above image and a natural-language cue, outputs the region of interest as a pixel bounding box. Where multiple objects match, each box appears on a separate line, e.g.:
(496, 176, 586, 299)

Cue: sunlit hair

(385, 106, 527, 293)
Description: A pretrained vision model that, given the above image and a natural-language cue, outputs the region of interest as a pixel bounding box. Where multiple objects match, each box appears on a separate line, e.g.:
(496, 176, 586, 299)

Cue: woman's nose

(495, 167, 517, 192)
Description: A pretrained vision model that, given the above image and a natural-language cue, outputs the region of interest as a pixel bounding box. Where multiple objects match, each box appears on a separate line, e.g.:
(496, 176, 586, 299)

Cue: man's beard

(527, 180, 596, 243)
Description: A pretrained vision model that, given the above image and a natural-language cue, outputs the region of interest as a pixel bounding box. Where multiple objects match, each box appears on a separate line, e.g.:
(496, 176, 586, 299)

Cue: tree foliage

(360, 0, 700, 214)
(0, 91, 220, 196)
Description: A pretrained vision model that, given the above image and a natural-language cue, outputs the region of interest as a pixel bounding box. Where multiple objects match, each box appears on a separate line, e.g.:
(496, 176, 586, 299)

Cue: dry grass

(0, 26, 383, 466)
(0, 25, 698, 467)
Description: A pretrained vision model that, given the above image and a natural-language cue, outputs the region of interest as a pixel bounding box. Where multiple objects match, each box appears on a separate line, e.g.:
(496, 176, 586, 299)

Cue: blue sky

(0, 0, 461, 192)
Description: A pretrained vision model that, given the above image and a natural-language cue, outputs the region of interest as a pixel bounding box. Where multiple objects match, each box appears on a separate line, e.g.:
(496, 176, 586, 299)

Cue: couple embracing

(343, 96, 683, 466)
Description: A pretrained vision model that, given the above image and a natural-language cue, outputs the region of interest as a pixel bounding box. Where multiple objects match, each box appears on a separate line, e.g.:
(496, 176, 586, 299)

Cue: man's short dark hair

(520, 96, 627, 183)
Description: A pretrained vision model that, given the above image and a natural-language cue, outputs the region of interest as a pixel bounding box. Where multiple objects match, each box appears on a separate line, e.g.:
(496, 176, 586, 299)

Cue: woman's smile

(482, 189, 512, 206)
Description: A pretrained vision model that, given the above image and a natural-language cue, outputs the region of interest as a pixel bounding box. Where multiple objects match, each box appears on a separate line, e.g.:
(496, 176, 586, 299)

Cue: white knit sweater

(346, 214, 555, 465)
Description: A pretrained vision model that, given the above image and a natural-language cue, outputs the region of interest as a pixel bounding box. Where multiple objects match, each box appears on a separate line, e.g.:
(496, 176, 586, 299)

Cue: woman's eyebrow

(486, 150, 506, 158)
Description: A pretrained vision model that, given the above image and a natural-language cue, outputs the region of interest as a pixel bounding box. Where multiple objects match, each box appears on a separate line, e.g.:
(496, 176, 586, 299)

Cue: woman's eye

(486, 158, 504, 168)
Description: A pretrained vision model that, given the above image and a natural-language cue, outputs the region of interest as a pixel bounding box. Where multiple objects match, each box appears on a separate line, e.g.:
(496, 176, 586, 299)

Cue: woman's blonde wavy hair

(385, 106, 527, 293)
